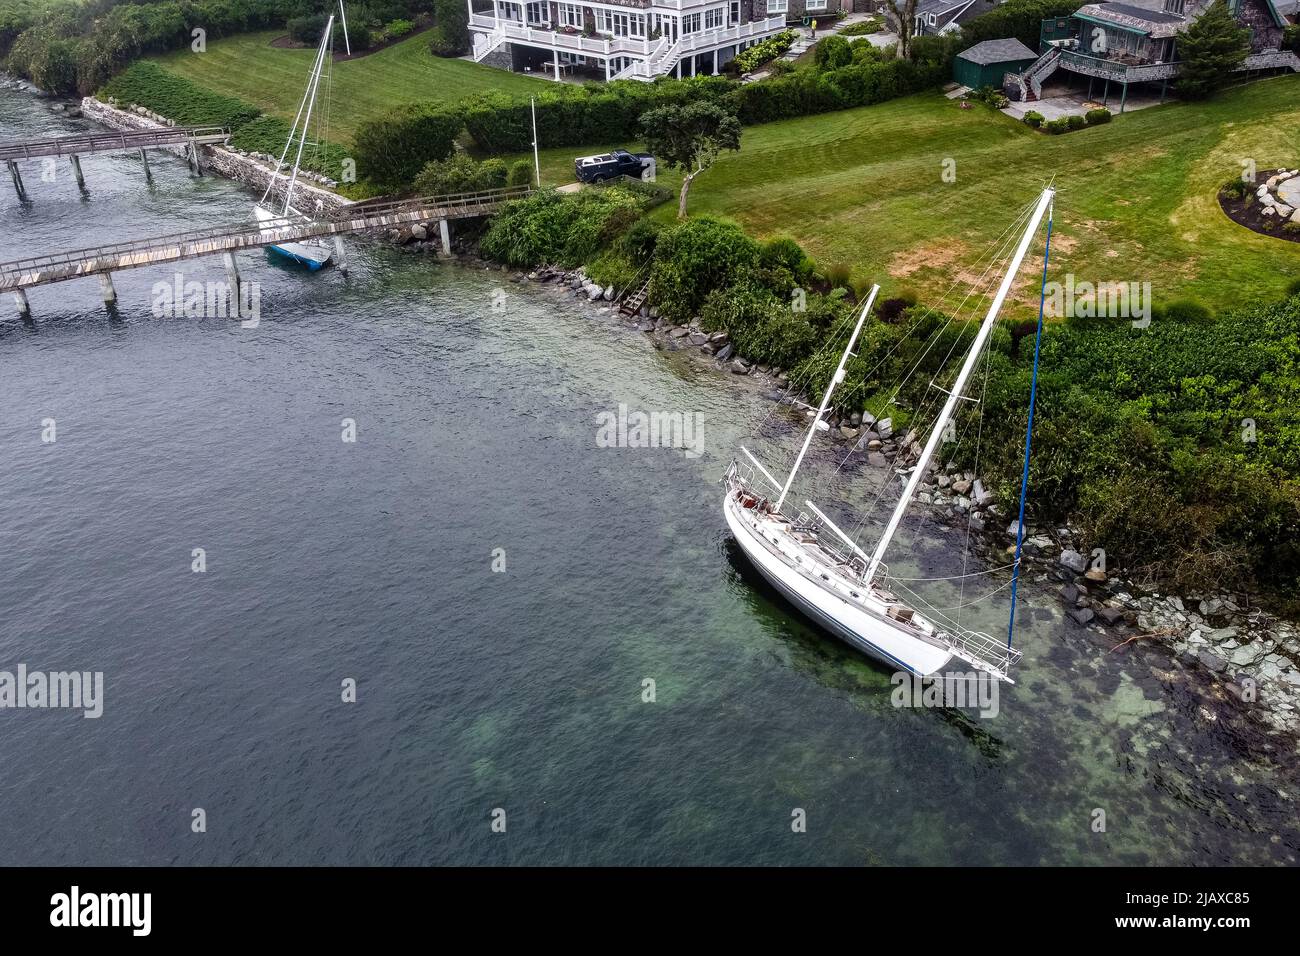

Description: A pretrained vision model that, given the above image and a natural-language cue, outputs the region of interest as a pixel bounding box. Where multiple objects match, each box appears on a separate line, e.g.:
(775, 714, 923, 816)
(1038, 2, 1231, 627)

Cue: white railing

(468, 13, 786, 61)
(471, 28, 506, 62)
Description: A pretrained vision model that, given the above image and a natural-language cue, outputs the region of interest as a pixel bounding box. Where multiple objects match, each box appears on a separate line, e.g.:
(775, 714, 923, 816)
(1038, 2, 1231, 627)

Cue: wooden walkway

(0, 126, 230, 162)
(0, 186, 530, 296)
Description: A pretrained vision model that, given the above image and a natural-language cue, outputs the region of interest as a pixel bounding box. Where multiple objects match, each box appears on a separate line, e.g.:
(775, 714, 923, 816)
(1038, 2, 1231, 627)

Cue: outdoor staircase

(472, 29, 506, 63)
(620, 278, 651, 316)
(1013, 46, 1061, 102)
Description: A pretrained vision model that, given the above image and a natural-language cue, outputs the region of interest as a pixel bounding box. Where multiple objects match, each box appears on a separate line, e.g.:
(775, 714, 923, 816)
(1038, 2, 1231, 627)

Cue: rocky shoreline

(479, 257, 1300, 740)
(56, 79, 1300, 740)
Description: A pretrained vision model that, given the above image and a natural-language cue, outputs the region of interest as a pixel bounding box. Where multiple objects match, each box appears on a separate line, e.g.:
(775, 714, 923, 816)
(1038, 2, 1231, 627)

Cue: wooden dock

(2, 125, 232, 198)
(1, 185, 530, 313)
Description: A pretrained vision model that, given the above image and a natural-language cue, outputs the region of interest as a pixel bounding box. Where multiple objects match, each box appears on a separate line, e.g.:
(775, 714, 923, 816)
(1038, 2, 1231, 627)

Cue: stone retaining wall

(80, 96, 352, 216)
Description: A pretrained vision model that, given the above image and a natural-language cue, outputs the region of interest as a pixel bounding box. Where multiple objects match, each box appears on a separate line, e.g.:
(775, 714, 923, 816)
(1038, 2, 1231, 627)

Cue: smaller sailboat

(723, 187, 1056, 684)
(254, 14, 336, 270)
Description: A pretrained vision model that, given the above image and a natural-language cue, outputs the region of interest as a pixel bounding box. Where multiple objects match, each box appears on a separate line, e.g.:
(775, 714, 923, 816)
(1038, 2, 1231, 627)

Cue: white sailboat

(254, 14, 336, 270)
(722, 187, 1056, 684)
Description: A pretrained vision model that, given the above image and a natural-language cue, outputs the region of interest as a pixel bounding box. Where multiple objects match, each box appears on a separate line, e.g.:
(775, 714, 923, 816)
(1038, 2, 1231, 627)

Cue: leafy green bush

(1023, 110, 1044, 128)
(480, 186, 649, 267)
(1085, 107, 1111, 124)
(412, 154, 507, 195)
(1163, 299, 1212, 323)
(507, 159, 534, 187)
(288, 14, 330, 45)
(353, 103, 463, 191)
(1043, 117, 1071, 134)
(649, 217, 761, 323)
(731, 29, 797, 74)
(1066, 113, 1087, 130)
(1220, 177, 1250, 200)
(814, 35, 853, 71)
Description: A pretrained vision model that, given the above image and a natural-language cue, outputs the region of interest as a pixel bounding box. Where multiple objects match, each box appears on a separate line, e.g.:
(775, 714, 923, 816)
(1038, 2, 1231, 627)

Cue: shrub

(352, 103, 463, 191)
(1163, 299, 1212, 323)
(1066, 113, 1087, 130)
(507, 159, 534, 187)
(100, 61, 261, 129)
(480, 186, 649, 267)
(1023, 110, 1044, 128)
(288, 14, 330, 45)
(429, 0, 469, 55)
(1043, 117, 1071, 134)
(1085, 107, 1111, 125)
(648, 217, 761, 323)
(412, 154, 507, 195)
(1220, 177, 1249, 200)
(814, 35, 853, 71)
(731, 29, 797, 74)
(1283, 222, 1300, 236)
(617, 218, 662, 261)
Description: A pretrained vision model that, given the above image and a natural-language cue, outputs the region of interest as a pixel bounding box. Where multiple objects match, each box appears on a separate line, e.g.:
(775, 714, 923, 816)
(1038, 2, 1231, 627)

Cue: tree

(639, 101, 741, 219)
(882, 0, 919, 60)
(1175, 0, 1249, 100)
(813, 34, 853, 70)
(430, 0, 470, 57)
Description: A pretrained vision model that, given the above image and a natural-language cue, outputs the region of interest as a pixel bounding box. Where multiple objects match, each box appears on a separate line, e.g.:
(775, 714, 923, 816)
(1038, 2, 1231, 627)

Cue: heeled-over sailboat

(722, 187, 1056, 684)
(253, 13, 336, 269)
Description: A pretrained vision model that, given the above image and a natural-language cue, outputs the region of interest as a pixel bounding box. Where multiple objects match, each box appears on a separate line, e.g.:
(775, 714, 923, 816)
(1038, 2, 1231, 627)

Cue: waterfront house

(1004, 0, 1300, 108)
(912, 0, 997, 36)
(467, 0, 794, 80)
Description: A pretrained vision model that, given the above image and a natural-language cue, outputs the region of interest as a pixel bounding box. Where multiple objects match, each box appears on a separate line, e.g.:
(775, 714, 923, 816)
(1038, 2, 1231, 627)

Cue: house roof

(957, 37, 1039, 64)
(1074, 2, 1188, 38)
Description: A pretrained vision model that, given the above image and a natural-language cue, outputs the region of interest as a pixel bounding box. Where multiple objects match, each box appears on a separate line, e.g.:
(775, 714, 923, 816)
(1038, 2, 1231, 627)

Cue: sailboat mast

(283, 15, 334, 216)
(259, 20, 331, 209)
(774, 285, 878, 513)
(864, 188, 1055, 584)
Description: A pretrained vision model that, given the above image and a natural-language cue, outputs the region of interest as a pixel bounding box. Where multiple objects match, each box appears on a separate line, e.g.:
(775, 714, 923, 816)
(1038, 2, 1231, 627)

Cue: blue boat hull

(268, 242, 330, 270)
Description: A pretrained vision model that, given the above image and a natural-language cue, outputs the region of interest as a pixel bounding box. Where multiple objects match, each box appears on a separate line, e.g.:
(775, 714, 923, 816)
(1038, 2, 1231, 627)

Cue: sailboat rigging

(253, 14, 336, 270)
(722, 187, 1056, 684)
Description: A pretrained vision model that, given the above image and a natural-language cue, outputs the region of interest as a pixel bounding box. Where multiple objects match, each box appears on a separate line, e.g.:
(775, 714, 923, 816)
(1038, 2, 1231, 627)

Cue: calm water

(1, 85, 1296, 866)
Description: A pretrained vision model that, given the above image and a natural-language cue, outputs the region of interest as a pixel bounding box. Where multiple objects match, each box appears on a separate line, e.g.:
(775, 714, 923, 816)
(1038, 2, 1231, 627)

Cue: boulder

(410, 224, 428, 241)
(730, 359, 750, 375)
(716, 343, 734, 361)
(876, 418, 893, 440)
(689, 332, 709, 346)
(1059, 549, 1088, 573)
(951, 478, 972, 494)
(840, 426, 860, 440)
(603, 285, 616, 301)
(1096, 606, 1126, 626)
(1069, 607, 1095, 625)
(1276, 203, 1294, 218)
(1198, 650, 1228, 673)
(1083, 568, 1107, 583)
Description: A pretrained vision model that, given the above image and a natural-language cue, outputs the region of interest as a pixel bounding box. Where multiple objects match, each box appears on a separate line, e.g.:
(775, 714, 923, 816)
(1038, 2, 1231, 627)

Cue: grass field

(509, 76, 1300, 314)
(152, 31, 545, 142)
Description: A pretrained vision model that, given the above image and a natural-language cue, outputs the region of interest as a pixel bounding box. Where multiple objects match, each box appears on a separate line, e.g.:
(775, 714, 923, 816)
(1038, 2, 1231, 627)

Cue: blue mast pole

(1006, 201, 1053, 648)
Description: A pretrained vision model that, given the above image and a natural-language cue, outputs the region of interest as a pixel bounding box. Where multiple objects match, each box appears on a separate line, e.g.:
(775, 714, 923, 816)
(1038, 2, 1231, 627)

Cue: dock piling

(8, 160, 27, 201)
(99, 272, 116, 306)
(139, 148, 152, 182)
(69, 154, 86, 191)
(14, 289, 30, 317)
(222, 252, 240, 317)
(332, 236, 348, 274)
(439, 219, 452, 257)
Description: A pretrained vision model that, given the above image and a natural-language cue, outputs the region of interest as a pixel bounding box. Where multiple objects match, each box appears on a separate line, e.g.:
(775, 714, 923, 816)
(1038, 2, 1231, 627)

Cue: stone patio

(1001, 79, 1170, 122)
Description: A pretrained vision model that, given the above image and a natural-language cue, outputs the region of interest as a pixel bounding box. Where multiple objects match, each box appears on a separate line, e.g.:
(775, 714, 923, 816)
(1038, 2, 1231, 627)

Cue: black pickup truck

(574, 149, 655, 184)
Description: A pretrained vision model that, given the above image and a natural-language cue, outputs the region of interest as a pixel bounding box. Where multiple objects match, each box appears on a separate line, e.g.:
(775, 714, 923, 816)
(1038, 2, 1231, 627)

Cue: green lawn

(152, 30, 546, 143)
(511, 76, 1300, 314)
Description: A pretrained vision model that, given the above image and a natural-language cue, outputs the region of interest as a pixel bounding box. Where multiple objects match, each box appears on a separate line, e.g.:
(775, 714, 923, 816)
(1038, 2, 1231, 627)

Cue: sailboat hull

(724, 493, 955, 678)
(267, 241, 330, 270)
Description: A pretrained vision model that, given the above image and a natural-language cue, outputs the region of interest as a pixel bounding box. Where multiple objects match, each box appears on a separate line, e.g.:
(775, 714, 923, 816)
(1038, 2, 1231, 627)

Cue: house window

(1163, 0, 1185, 11)
(730, 1, 740, 24)
(558, 3, 582, 28)
(497, 1, 524, 23)
(705, 7, 724, 28)
(683, 12, 702, 32)
(807, 0, 827, 9)
(525, 1, 548, 25)
(767, 0, 788, 13)
(595, 9, 612, 33)
(928, 13, 937, 26)
(630, 13, 646, 36)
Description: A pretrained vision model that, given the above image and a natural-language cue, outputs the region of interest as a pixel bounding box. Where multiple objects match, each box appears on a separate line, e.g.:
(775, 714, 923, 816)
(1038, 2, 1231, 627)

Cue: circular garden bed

(1219, 168, 1300, 243)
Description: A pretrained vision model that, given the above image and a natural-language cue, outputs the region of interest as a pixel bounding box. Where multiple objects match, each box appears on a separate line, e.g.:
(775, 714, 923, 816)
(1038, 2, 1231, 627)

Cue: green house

(954, 38, 1039, 90)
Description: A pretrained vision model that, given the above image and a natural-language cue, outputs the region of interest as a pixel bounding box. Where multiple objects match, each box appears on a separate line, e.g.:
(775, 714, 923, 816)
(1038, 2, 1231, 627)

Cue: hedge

(352, 102, 463, 191)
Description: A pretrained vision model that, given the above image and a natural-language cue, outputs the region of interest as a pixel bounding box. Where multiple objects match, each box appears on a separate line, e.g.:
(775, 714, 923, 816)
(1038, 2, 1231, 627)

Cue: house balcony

(1052, 47, 1179, 82)
(469, 12, 786, 77)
